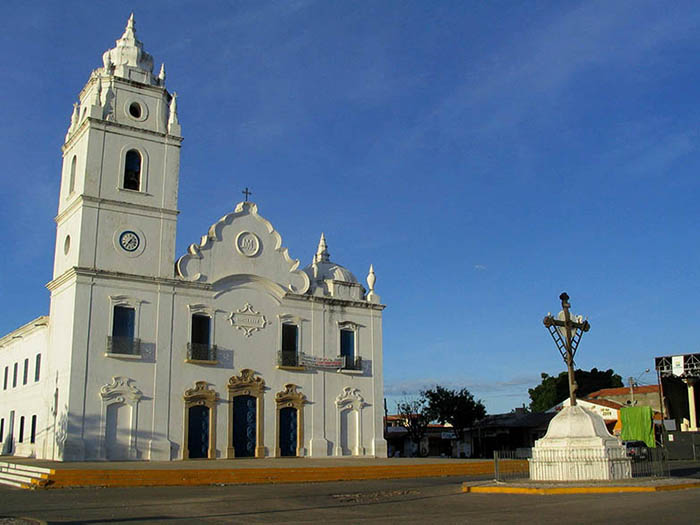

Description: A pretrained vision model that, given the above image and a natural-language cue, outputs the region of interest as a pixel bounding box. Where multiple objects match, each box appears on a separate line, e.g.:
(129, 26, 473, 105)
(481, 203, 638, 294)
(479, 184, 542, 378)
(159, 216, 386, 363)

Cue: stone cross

(543, 293, 591, 407)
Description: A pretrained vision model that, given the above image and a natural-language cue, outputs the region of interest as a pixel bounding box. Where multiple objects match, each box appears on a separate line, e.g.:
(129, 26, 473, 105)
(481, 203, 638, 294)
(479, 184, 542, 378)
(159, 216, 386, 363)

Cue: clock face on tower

(119, 231, 140, 252)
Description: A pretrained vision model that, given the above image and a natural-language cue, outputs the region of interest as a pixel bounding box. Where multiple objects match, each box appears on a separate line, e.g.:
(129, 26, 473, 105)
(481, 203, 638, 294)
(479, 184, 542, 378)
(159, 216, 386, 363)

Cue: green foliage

(395, 397, 429, 445)
(528, 368, 623, 412)
(421, 385, 486, 438)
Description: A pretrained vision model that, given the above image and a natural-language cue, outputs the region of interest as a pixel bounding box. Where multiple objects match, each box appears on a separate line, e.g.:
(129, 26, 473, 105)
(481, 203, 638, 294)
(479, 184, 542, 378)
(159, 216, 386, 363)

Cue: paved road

(0, 476, 698, 524)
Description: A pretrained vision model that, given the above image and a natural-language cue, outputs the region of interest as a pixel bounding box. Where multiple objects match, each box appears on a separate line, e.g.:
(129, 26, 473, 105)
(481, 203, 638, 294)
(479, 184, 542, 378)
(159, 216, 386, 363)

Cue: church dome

(304, 261, 358, 283)
(302, 233, 358, 283)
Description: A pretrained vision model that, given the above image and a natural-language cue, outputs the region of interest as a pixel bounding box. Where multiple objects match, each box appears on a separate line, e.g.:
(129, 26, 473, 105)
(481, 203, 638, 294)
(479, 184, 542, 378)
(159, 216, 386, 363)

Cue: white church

(0, 16, 387, 462)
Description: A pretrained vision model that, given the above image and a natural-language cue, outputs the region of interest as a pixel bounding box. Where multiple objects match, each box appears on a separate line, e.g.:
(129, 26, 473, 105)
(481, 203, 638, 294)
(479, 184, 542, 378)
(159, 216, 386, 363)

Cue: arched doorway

(339, 409, 357, 456)
(187, 405, 210, 459)
(334, 387, 366, 456)
(105, 402, 130, 460)
(279, 406, 298, 456)
(227, 369, 265, 458)
(183, 381, 218, 460)
(232, 395, 257, 457)
(98, 376, 143, 460)
(275, 384, 307, 457)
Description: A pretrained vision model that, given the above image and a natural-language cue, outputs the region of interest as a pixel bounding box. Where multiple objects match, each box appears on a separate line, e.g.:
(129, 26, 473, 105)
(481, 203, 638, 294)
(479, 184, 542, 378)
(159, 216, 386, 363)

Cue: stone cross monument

(529, 292, 631, 481)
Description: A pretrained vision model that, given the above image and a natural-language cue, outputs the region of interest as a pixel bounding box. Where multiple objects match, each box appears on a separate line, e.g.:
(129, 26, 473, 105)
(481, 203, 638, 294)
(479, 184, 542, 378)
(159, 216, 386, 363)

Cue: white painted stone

(529, 405, 631, 481)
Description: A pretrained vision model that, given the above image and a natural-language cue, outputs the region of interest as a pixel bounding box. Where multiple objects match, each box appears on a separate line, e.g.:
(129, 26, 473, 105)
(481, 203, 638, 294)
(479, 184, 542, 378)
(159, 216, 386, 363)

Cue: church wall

(82, 126, 108, 202)
(159, 285, 385, 459)
(313, 303, 384, 457)
(53, 204, 84, 279)
(0, 319, 49, 459)
(108, 79, 170, 135)
(95, 128, 177, 208)
(40, 267, 385, 461)
(58, 128, 89, 205)
(46, 277, 87, 461)
(168, 285, 307, 458)
(89, 202, 177, 278)
(82, 125, 180, 278)
(79, 277, 162, 460)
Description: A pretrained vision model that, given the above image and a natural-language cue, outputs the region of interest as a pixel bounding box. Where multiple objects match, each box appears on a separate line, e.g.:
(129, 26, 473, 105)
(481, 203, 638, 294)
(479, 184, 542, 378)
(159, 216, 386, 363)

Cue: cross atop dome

(102, 14, 160, 85)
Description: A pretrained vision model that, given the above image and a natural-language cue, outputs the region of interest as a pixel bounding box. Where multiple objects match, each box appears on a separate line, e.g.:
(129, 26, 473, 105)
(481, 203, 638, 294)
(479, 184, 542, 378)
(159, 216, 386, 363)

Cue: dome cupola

(302, 234, 368, 301)
(102, 14, 158, 85)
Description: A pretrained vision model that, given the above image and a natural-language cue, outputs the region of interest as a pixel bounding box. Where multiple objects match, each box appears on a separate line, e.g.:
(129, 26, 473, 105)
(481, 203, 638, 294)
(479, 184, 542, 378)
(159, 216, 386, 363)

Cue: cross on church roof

(242, 187, 252, 201)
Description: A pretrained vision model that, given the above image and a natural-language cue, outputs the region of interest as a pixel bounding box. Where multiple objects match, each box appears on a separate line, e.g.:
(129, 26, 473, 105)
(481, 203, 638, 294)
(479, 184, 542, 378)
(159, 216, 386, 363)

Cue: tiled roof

(581, 398, 624, 410)
(587, 385, 659, 398)
(474, 411, 555, 429)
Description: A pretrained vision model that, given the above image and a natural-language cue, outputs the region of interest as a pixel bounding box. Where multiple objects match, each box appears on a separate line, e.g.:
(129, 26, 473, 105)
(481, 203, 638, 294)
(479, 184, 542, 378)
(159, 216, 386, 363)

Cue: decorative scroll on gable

(335, 387, 366, 411)
(99, 376, 143, 404)
(176, 201, 310, 294)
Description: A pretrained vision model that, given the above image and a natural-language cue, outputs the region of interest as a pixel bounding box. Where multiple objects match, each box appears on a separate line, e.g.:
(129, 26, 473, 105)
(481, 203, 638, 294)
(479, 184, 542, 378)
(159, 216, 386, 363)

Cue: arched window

(123, 150, 141, 191)
(69, 155, 77, 194)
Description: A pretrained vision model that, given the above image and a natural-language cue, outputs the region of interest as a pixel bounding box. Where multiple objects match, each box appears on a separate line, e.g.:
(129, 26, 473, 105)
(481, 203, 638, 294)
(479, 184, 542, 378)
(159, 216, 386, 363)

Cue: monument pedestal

(529, 405, 631, 481)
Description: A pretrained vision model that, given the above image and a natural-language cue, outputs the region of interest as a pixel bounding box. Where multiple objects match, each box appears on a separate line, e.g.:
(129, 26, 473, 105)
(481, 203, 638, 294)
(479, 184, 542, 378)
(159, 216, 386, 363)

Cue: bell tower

(53, 14, 182, 280)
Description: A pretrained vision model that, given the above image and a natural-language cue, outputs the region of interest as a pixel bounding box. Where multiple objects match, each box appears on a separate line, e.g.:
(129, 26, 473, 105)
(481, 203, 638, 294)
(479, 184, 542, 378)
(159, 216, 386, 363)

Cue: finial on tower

(65, 102, 80, 142)
(158, 63, 166, 84)
(123, 13, 136, 40)
(314, 233, 330, 263)
(167, 92, 181, 136)
(366, 264, 380, 303)
(102, 13, 155, 81)
(367, 264, 376, 292)
(71, 102, 80, 127)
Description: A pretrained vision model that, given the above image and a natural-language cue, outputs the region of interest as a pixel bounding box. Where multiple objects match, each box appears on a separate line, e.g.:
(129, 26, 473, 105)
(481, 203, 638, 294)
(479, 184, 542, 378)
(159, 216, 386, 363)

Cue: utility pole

(628, 376, 635, 405)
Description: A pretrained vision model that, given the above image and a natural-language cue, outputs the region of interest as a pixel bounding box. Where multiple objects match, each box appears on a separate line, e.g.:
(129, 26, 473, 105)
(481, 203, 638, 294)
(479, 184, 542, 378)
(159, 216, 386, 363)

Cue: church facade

(0, 17, 387, 461)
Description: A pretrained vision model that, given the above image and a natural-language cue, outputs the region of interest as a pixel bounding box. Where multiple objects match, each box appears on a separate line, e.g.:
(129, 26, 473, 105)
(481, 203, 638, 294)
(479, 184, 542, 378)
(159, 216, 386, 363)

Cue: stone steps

(0, 461, 52, 489)
(0, 459, 498, 489)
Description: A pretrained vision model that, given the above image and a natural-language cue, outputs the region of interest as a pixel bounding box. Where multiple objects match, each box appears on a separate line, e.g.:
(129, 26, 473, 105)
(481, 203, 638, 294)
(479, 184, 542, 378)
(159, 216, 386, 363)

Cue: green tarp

(620, 406, 655, 447)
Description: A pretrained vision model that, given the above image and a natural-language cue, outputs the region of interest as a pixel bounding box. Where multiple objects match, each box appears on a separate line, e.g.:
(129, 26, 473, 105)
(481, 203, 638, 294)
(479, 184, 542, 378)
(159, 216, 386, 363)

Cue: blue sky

(2, 1, 700, 414)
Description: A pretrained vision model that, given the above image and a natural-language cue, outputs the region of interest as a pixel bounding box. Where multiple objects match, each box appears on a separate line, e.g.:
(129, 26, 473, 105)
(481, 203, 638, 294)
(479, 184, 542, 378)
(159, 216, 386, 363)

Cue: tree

(528, 368, 623, 412)
(421, 385, 486, 439)
(395, 397, 429, 453)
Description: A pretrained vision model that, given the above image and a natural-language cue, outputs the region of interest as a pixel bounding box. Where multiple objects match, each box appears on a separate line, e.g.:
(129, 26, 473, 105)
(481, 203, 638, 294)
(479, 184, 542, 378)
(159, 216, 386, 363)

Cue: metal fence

(278, 350, 301, 367)
(493, 447, 670, 482)
(493, 450, 531, 481)
(107, 336, 141, 356)
(629, 447, 670, 478)
(187, 342, 217, 362)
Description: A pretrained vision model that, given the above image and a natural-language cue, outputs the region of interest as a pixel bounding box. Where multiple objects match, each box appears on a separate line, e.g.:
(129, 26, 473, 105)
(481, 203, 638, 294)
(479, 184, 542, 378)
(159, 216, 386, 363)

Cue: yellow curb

(35, 462, 496, 489)
(462, 482, 700, 495)
(652, 482, 700, 492)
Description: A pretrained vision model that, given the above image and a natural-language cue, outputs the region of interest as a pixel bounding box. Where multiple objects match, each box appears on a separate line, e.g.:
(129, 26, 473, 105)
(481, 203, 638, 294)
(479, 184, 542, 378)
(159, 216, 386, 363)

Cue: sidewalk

(0, 457, 497, 489)
(462, 476, 700, 494)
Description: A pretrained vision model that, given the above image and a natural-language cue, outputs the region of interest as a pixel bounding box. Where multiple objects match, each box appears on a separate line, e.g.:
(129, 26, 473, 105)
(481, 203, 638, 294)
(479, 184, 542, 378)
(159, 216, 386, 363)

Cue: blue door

(279, 407, 297, 457)
(188, 405, 209, 459)
(233, 395, 257, 457)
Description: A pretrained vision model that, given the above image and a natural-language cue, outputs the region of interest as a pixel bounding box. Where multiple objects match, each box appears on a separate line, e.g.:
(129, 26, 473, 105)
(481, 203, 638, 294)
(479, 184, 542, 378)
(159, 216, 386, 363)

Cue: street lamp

(628, 368, 650, 405)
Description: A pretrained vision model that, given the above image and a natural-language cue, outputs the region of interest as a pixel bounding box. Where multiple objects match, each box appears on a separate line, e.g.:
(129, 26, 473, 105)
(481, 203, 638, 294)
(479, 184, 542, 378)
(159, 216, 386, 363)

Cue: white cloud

(384, 374, 539, 398)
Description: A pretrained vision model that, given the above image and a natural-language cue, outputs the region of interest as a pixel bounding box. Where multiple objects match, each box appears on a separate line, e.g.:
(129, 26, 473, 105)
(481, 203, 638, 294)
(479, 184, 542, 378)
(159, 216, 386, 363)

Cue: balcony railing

(187, 342, 217, 362)
(278, 350, 301, 368)
(340, 355, 362, 371)
(107, 336, 141, 356)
